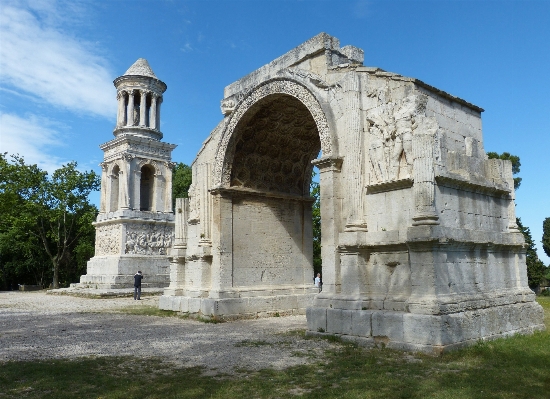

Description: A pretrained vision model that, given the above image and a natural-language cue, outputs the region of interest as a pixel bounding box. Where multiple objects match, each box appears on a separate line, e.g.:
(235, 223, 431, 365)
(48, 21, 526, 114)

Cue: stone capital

(312, 156, 343, 173)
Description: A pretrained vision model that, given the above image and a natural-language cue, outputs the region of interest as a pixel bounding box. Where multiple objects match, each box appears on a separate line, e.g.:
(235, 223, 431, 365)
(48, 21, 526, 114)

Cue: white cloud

(0, 1, 116, 119)
(181, 41, 194, 52)
(0, 112, 66, 173)
(353, 0, 371, 19)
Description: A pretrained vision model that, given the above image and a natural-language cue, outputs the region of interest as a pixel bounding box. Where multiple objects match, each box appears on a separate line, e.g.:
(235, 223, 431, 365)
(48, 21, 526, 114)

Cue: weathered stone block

(327, 308, 353, 335)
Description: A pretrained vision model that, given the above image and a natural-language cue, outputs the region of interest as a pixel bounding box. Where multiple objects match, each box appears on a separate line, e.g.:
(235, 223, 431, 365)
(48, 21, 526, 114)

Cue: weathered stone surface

(152, 33, 543, 350)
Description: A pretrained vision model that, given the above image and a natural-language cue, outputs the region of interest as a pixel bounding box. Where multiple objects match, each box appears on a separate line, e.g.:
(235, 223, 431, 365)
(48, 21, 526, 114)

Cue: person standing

(314, 273, 322, 293)
(134, 271, 143, 300)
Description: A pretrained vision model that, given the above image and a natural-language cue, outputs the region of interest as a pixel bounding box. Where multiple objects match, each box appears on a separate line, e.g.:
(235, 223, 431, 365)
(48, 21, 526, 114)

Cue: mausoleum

(80, 59, 176, 288)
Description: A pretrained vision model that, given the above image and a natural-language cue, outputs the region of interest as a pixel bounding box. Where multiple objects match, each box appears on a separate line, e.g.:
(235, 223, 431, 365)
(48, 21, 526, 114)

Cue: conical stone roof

(124, 58, 157, 78)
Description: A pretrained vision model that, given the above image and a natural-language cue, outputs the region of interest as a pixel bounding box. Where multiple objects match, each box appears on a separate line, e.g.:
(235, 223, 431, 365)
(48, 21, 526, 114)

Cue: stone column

(209, 190, 232, 294)
(342, 73, 367, 232)
(119, 155, 132, 209)
(105, 165, 113, 213)
(312, 156, 343, 294)
(503, 161, 520, 232)
(139, 90, 147, 127)
(412, 127, 439, 226)
(133, 169, 142, 211)
(164, 161, 174, 213)
(151, 163, 162, 212)
(126, 90, 135, 127)
(116, 91, 126, 127)
(166, 198, 188, 296)
(199, 163, 212, 245)
(149, 94, 158, 129)
(99, 162, 108, 213)
(174, 198, 188, 248)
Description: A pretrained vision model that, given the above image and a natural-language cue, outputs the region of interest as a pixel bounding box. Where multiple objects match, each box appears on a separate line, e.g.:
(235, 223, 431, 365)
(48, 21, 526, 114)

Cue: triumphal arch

(157, 33, 543, 352)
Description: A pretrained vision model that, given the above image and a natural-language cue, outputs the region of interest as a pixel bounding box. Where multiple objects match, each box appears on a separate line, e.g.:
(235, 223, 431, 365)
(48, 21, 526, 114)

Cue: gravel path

(0, 291, 337, 375)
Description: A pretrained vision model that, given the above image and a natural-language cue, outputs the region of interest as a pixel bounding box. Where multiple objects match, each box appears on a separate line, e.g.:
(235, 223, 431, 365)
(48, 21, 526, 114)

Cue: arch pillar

(312, 156, 343, 294)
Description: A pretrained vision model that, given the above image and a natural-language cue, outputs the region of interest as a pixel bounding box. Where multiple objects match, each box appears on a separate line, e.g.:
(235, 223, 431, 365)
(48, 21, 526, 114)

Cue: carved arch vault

(214, 79, 334, 189)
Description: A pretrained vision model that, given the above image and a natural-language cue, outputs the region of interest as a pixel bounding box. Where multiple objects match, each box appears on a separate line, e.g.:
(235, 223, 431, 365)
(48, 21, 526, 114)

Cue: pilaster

(412, 126, 439, 225)
(312, 156, 343, 294)
(342, 72, 368, 231)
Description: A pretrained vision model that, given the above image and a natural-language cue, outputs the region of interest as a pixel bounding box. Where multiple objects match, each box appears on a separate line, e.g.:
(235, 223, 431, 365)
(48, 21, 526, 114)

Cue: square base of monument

(159, 289, 318, 318)
(79, 256, 170, 289)
(306, 302, 545, 354)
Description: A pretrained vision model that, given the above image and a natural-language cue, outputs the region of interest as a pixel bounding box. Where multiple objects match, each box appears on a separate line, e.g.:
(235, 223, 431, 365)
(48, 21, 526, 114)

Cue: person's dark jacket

(134, 273, 143, 287)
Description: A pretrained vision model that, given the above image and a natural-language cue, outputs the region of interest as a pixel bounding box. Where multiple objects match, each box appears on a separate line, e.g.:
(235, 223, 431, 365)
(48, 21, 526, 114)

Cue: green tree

(516, 218, 547, 289)
(487, 152, 521, 189)
(0, 154, 99, 289)
(0, 154, 50, 288)
(311, 175, 321, 276)
(542, 217, 550, 259)
(172, 162, 192, 208)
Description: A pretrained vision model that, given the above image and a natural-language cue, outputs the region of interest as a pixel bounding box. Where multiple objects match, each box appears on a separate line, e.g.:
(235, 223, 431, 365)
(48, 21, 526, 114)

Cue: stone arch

(209, 80, 337, 290)
(214, 79, 334, 188)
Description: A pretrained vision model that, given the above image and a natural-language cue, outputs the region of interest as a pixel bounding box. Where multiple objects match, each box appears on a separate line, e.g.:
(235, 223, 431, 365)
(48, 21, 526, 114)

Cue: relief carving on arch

(214, 80, 332, 188)
(187, 182, 200, 223)
(366, 93, 430, 185)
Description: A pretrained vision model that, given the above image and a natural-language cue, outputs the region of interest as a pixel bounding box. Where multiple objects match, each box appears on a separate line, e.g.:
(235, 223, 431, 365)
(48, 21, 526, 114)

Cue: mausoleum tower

(80, 59, 177, 289)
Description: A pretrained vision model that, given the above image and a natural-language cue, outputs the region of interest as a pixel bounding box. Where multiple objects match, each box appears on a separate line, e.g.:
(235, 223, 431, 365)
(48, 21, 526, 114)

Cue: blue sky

(1, 0, 549, 263)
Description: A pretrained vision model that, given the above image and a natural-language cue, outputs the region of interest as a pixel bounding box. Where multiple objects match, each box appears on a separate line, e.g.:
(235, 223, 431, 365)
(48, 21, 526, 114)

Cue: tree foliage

(516, 217, 547, 289)
(311, 175, 321, 277)
(0, 154, 99, 289)
(487, 151, 522, 189)
(542, 217, 550, 259)
(172, 162, 192, 207)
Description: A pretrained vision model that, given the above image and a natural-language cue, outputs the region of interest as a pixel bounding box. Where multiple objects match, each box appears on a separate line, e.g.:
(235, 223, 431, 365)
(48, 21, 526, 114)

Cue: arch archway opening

(227, 93, 323, 288)
(230, 94, 321, 196)
(140, 165, 155, 211)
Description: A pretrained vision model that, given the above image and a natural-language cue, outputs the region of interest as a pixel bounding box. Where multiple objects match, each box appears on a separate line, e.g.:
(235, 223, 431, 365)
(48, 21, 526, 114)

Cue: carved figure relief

(366, 93, 429, 184)
(125, 224, 174, 255)
(220, 99, 236, 115)
(188, 182, 200, 223)
(95, 225, 121, 256)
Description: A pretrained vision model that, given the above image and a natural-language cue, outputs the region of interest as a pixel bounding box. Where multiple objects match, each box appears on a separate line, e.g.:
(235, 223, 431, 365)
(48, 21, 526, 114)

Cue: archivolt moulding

(213, 79, 334, 188)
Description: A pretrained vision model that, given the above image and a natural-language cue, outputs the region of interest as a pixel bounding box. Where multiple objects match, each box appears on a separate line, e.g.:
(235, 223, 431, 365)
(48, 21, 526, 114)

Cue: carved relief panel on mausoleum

(125, 223, 174, 256)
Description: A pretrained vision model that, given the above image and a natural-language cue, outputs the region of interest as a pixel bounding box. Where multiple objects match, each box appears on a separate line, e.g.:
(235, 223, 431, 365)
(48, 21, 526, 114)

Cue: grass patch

(1, 298, 549, 398)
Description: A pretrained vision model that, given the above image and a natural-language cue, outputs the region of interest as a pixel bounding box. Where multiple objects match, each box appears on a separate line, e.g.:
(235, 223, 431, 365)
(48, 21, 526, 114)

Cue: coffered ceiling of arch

(230, 95, 321, 196)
